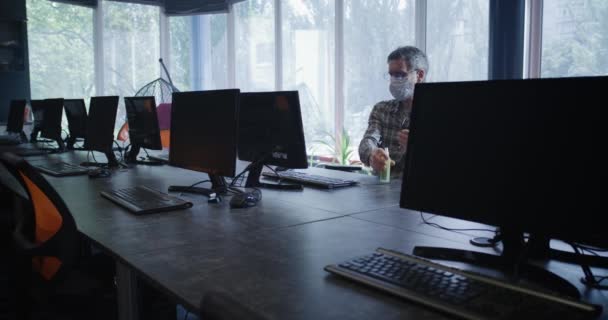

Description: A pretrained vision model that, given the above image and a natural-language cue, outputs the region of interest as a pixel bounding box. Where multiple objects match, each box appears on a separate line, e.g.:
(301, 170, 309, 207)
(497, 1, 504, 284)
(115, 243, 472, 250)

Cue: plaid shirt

(358, 99, 411, 177)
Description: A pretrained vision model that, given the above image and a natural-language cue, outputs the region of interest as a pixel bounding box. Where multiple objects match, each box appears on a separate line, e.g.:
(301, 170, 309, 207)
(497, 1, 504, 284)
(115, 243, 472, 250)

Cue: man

(358, 46, 428, 177)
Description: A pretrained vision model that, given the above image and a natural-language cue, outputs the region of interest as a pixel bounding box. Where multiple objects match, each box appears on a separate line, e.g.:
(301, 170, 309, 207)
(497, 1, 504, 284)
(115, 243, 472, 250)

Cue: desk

(1, 149, 606, 319)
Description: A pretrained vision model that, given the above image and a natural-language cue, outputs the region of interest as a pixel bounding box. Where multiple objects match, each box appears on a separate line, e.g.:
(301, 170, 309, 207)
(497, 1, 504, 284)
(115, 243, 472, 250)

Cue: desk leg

(116, 261, 140, 320)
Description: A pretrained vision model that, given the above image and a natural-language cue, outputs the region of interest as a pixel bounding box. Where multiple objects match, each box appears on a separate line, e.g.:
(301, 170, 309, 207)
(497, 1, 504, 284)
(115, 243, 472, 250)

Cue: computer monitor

(5, 99, 26, 134)
(39, 98, 65, 151)
(83, 96, 119, 167)
(63, 99, 87, 149)
(238, 91, 308, 189)
(169, 90, 240, 195)
(29, 100, 45, 142)
(124, 96, 163, 165)
(400, 76, 608, 294)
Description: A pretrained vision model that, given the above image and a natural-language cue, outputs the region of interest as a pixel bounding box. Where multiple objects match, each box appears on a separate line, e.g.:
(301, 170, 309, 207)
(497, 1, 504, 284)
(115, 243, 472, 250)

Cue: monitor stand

(30, 128, 41, 142)
(80, 151, 120, 168)
(168, 174, 228, 197)
(244, 161, 303, 190)
(65, 136, 86, 150)
(412, 226, 585, 299)
(36, 137, 66, 153)
(18, 131, 28, 143)
(125, 145, 164, 166)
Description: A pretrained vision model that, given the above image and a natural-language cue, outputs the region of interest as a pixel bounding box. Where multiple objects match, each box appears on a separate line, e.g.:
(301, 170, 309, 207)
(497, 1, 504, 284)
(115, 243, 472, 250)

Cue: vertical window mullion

(159, 10, 170, 81)
(227, 3, 236, 88)
(334, 0, 344, 151)
(94, 0, 104, 95)
(526, 0, 543, 78)
(274, 0, 282, 90)
(158, 8, 171, 80)
(415, 0, 427, 54)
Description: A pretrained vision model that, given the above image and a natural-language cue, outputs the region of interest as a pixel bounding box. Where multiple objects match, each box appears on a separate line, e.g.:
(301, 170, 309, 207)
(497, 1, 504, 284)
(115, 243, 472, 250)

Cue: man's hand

(369, 148, 389, 172)
(397, 129, 409, 149)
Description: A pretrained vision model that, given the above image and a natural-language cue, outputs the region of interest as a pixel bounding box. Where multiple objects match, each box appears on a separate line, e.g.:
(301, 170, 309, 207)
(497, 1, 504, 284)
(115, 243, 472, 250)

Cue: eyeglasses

(384, 69, 418, 81)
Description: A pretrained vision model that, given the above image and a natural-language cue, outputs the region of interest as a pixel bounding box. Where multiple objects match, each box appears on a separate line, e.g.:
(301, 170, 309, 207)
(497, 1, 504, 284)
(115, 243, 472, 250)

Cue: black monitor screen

(84, 96, 119, 153)
(170, 90, 239, 178)
(64, 99, 87, 138)
(400, 76, 608, 247)
(40, 98, 64, 140)
(238, 91, 307, 169)
(6, 100, 26, 133)
(125, 96, 162, 150)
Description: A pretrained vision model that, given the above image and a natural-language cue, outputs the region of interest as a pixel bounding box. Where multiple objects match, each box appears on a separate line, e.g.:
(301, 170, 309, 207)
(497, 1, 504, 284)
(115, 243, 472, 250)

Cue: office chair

(0, 152, 79, 283)
(0, 152, 90, 319)
(200, 291, 269, 320)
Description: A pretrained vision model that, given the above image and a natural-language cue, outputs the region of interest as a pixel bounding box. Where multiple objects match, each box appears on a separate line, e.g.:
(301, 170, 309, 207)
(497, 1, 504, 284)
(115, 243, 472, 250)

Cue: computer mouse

(88, 168, 109, 179)
(229, 192, 258, 209)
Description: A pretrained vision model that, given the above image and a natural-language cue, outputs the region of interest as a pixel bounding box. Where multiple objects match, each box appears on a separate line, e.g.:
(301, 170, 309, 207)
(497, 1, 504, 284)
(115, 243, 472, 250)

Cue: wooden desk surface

(2, 149, 606, 319)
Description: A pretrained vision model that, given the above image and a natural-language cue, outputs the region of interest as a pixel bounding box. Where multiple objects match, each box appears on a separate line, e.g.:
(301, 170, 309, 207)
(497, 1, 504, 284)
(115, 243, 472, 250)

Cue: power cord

(419, 212, 497, 233)
(569, 242, 608, 289)
(174, 180, 211, 195)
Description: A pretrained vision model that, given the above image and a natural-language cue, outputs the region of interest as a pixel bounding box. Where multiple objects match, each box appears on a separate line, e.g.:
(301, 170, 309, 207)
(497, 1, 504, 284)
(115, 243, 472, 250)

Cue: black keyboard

(325, 248, 601, 320)
(262, 170, 358, 189)
(100, 186, 193, 215)
(147, 153, 169, 163)
(34, 161, 89, 177)
(14, 149, 50, 157)
(0, 135, 21, 145)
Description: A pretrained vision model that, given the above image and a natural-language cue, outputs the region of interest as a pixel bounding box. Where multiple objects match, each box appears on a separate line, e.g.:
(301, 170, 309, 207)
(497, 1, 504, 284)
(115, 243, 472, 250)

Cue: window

(344, 0, 416, 161)
(169, 16, 193, 91)
(541, 0, 608, 77)
(27, 0, 95, 103)
(426, 0, 490, 81)
(234, 0, 275, 91)
(103, 1, 160, 128)
(169, 14, 228, 91)
(282, 0, 335, 156)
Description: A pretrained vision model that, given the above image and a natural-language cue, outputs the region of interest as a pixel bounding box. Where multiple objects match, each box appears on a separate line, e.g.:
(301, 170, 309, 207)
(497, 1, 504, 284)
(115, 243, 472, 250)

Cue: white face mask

(389, 77, 415, 101)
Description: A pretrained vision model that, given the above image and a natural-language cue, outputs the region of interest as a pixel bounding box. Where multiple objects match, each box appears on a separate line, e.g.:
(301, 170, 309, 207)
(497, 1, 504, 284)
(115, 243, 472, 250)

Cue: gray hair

(387, 46, 429, 74)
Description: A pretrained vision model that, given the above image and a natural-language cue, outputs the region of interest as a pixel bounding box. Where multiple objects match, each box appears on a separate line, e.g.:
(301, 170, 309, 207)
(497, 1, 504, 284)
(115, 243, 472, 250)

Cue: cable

(568, 242, 608, 288)
(177, 180, 212, 194)
(113, 140, 124, 161)
(264, 164, 283, 185)
(574, 243, 608, 253)
(419, 212, 497, 233)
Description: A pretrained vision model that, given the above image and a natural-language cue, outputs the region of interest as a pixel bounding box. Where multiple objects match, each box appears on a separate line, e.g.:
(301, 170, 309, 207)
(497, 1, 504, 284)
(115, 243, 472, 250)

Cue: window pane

(169, 16, 193, 91)
(542, 0, 608, 77)
(103, 2, 160, 129)
(235, 0, 275, 91)
(283, 0, 334, 157)
(344, 0, 415, 161)
(169, 15, 227, 91)
(426, 0, 489, 81)
(27, 0, 95, 102)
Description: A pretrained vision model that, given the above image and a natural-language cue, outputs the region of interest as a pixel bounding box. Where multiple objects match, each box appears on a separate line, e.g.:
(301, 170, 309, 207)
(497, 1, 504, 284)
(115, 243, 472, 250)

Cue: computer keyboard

(147, 153, 169, 163)
(0, 135, 21, 145)
(262, 170, 358, 189)
(100, 186, 193, 215)
(325, 248, 601, 320)
(10, 148, 51, 157)
(34, 161, 89, 177)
